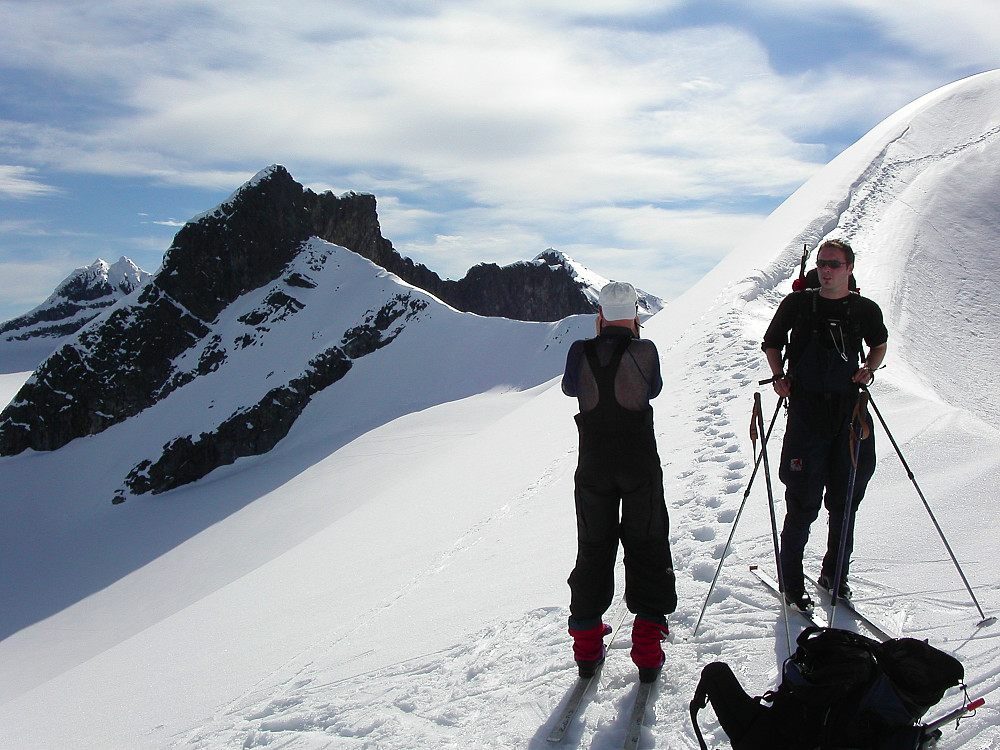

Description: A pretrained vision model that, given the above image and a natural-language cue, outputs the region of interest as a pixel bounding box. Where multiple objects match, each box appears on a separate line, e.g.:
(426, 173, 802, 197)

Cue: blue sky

(0, 0, 996, 321)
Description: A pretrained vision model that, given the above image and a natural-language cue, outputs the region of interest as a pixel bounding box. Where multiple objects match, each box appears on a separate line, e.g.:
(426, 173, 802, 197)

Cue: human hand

(772, 376, 792, 398)
(851, 366, 874, 385)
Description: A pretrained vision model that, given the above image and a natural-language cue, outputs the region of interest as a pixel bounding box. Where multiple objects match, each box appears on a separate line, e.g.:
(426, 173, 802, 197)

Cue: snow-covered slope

(0, 240, 591, 663)
(1, 71, 999, 750)
(0, 256, 150, 372)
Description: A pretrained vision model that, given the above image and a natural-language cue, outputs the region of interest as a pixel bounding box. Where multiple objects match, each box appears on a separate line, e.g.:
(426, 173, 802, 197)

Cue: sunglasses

(816, 259, 847, 269)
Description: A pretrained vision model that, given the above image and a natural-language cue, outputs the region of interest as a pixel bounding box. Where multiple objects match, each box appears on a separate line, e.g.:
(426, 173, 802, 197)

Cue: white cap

(598, 281, 638, 322)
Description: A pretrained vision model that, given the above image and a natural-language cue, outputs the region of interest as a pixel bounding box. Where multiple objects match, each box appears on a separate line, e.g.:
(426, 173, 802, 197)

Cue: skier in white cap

(561, 281, 676, 683)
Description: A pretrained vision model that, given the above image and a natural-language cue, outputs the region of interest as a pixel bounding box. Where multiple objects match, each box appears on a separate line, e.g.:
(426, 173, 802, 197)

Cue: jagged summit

(532, 249, 605, 290)
(0, 256, 151, 374)
(157, 165, 603, 322)
(188, 164, 289, 225)
(0, 256, 150, 344)
(1, 168, 650, 351)
(531, 249, 664, 316)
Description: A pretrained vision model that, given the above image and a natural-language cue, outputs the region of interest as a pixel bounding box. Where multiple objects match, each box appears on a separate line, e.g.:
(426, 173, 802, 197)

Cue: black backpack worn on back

(690, 627, 964, 750)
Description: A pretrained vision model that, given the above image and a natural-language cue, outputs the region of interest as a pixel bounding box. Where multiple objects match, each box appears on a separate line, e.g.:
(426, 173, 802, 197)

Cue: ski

(622, 679, 655, 750)
(750, 564, 827, 627)
(547, 669, 602, 743)
(805, 575, 896, 641)
(547, 603, 631, 743)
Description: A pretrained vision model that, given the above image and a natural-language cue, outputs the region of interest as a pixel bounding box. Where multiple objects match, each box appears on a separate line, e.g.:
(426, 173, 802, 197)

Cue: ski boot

(784, 589, 815, 614)
(630, 616, 669, 683)
(818, 574, 852, 601)
(569, 620, 612, 678)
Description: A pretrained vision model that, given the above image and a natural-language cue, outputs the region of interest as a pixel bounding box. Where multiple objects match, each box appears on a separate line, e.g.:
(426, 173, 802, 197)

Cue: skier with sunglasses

(761, 240, 888, 613)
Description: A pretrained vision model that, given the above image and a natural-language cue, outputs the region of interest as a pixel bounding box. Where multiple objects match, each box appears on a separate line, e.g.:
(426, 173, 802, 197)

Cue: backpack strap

(690, 674, 712, 750)
(788, 290, 866, 367)
(582, 335, 632, 406)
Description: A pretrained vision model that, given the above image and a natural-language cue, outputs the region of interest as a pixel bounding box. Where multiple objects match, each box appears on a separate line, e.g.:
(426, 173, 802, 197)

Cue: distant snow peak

(56, 257, 148, 301)
(108, 257, 148, 293)
(0, 256, 151, 350)
(531, 249, 664, 316)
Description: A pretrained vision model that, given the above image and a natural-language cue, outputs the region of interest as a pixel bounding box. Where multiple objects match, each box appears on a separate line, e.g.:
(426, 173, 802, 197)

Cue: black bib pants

(778, 337, 876, 592)
(568, 338, 677, 624)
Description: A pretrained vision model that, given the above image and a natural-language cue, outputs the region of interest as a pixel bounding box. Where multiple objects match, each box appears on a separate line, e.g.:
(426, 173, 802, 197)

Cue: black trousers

(569, 412, 677, 622)
(778, 390, 875, 592)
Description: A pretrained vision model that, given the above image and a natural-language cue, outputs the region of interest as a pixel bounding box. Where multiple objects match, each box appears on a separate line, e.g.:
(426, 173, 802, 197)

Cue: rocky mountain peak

(0, 256, 151, 346)
(0, 166, 661, 488)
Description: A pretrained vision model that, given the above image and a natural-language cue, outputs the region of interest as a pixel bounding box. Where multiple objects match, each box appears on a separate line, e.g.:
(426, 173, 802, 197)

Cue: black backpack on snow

(690, 627, 964, 750)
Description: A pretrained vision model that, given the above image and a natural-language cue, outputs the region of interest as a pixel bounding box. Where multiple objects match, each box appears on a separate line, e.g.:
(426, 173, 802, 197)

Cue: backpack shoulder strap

(582, 336, 632, 401)
(690, 673, 712, 750)
(843, 293, 867, 361)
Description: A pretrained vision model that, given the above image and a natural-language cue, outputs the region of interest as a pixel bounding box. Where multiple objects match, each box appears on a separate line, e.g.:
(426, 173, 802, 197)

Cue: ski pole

(863, 387, 996, 628)
(693, 396, 784, 638)
(924, 697, 985, 732)
(830, 392, 869, 625)
(755, 392, 792, 655)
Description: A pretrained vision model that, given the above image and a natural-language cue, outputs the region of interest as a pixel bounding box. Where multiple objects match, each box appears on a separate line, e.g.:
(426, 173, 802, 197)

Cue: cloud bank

(0, 1, 995, 316)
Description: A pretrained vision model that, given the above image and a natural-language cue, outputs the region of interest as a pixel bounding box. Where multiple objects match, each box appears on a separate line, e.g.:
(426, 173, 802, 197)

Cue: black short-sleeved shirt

(763, 291, 887, 390)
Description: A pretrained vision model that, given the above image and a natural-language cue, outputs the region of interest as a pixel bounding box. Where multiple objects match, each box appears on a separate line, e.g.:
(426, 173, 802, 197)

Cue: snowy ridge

(1, 73, 1000, 749)
(532, 248, 665, 315)
(0, 256, 151, 372)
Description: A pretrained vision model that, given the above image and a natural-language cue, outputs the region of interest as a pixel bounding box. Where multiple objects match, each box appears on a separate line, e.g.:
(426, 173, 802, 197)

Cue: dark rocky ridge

(122, 292, 427, 495)
(155, 166, 597, 322)
(305, 193, 597, 322)
(0, 165, 601, 459)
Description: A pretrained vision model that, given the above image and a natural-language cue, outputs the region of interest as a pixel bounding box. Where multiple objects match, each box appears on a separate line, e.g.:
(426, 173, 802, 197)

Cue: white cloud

(758, 0, 1000, 70)
(2, 5, 833, 194)
(1, 0, 998, 312)
(0, 166, 59, 199)
(863, 2, 1000, 70)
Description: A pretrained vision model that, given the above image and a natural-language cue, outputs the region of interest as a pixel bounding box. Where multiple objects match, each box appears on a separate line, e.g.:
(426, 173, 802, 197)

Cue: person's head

(598, 281, 639, 327)
(818, 239, 855, 264)
(815, 239, 855, 297)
